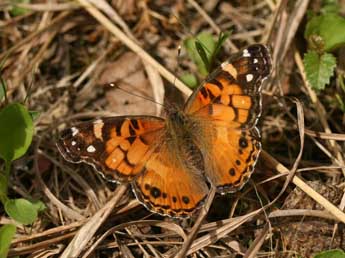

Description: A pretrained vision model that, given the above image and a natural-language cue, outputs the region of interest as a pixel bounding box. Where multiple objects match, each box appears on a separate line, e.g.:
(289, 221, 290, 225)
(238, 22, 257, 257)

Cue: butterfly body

(164, 110, 203, 167)
(57, 44, 272, 217)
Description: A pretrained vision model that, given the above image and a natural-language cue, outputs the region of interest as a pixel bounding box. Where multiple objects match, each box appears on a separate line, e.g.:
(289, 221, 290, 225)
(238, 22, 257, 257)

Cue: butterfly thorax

(165, 110, 203, 171)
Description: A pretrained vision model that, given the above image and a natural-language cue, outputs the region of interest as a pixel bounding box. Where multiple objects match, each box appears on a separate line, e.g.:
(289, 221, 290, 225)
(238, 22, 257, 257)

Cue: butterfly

(57, 44, 272, 218)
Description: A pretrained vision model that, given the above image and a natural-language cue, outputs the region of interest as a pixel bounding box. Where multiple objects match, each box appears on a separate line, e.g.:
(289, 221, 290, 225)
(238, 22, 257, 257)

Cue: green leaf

(180, 73, 198, 88)
(0, 78, 6, 102)
(184, 32, 216, 76)
(195, 41, 210, 72)
(314, 249, 345, 258)
(5, 198, 38, 225)
(321, 0, 339, 14)
(0, 103, 34, 163)
(305, 13, 345, 51)
(0, 173, 8, 203)
(304, 51, 336, 91)
(29, 111, 40, 121)
(10, 0, 30, 16)
(212, 31, 231, 64)
(0, 224, 16, 258)
(32, 200, 46, 212)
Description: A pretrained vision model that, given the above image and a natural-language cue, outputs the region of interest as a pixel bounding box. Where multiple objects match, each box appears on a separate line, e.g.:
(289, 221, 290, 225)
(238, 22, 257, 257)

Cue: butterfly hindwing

(206, 125, 261, 192)
(132, 145, 209, 217)
(57, 116, 165, 182)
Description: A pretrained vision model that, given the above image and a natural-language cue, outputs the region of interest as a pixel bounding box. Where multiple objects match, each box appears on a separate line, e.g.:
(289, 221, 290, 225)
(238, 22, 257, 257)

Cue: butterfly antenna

(108, 82, 166, 109)
(173, 45, 182, 87)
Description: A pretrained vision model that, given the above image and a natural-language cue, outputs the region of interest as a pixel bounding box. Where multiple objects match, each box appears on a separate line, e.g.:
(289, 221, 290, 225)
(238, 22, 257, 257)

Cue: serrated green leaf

(0, 103, 34, 163)
(180, 73, 198, 88)
(305, 13, 345, 51)
(10, 0, 30, 16)
(304, 51, 336, 91)
(0, 224, 16, 258)
(314, 249, 345, 258)
(5, 198, 38, 225)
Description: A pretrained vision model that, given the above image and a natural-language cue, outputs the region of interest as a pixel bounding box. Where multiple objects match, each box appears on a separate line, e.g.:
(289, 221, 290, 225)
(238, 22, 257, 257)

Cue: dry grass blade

(176, 186, 216, 258)
(262, 151, 345, 223)
(0, 11, 69, 62)
(187, 0, 238, 52)
(143, 63, 165, 116)
(278, 0, 310, 63)
(305, 129, 345, 141)
(82, 220, 187, 257)
(34, 149, 85, 221)
(77, 0, 191, 97)
(244, 224, 269, 258)
(9, 232, 76, 257)
(269, 209, 338, 221)
(15, 2, 79, 11)
(187, 210, 262, 255)
(60, 184, 128, 258)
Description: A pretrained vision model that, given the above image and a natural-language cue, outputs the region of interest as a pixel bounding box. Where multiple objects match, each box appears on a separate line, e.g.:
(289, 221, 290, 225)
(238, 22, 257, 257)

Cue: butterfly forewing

(185, 44, 271, 129)
(57, 116, 165, 182)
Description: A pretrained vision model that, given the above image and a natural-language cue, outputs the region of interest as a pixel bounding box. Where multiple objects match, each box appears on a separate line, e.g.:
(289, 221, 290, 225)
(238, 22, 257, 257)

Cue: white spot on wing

(246, 74, 254, 82)
(71, 127, 79, 136)
(253, 58, 258, 63)
(93, 119, 104, 140)
(87, 145, 96, 153)
(221, 61, 238, 79)
(243, 49, 251, 57)
(93, 119, 103, 124)
(221, 61, 229, 69)
(71, 141, 76, 146)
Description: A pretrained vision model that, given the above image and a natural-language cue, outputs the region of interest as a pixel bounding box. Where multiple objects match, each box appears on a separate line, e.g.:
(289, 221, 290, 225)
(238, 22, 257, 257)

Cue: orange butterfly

(57, 44, 272, 217)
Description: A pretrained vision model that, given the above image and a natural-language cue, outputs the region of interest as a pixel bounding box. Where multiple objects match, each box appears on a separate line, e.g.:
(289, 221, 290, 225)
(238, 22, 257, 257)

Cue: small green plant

(182, 31, 230, 88)
(0, 75, 44, 258)
(0, 224, 16, 258)
(9, 0, 30, 17)
(303, 0, 345, 91)
(314, 249, 345, 258)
